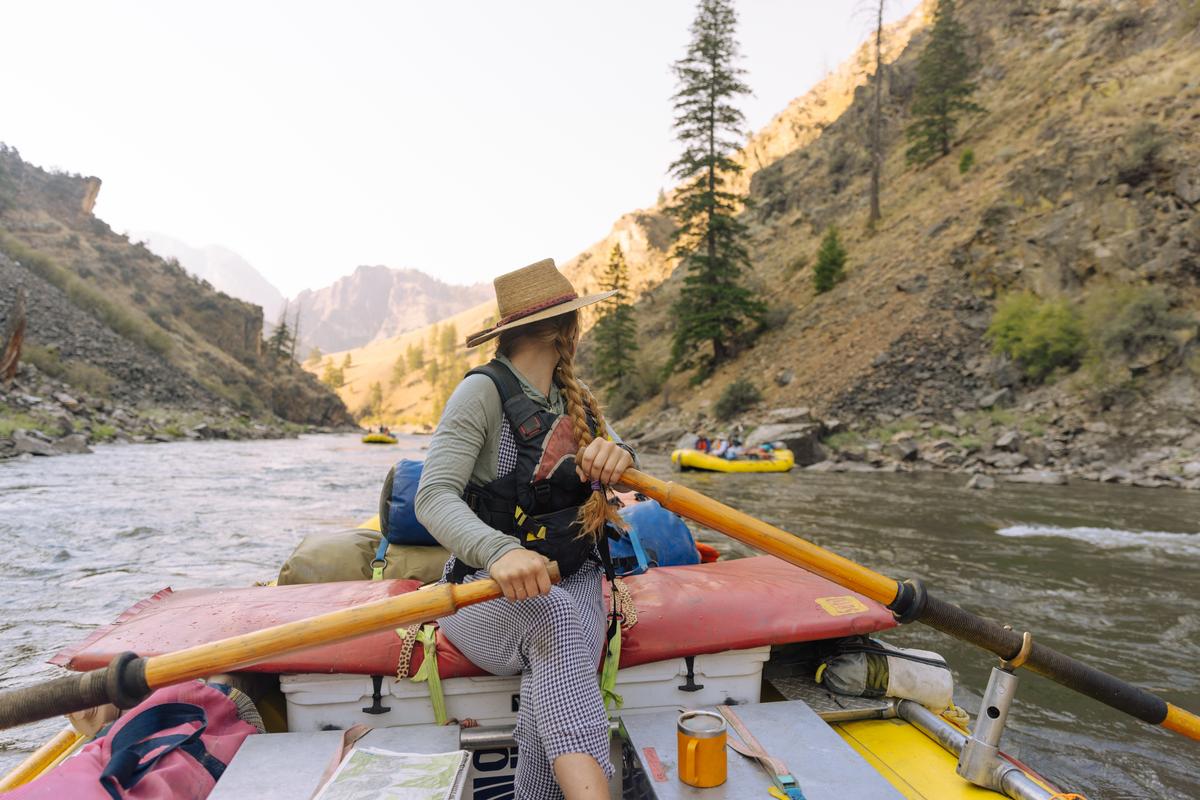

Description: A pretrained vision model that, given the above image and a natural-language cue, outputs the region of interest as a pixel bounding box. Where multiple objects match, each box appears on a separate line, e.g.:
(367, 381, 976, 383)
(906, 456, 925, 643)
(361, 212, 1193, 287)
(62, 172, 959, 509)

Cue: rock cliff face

(0, 145, 352, 428)
(290, 265, 492, 354)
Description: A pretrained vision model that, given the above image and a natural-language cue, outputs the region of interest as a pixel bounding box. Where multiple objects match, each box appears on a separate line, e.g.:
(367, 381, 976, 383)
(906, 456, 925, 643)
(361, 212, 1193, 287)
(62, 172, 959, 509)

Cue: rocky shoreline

(627, 401, 1200, 492)
(0, 363, 358, 461)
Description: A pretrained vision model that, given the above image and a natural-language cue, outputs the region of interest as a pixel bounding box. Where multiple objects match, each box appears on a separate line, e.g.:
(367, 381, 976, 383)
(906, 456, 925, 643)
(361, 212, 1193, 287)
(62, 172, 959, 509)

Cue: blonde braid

(553, 328, 624, 540)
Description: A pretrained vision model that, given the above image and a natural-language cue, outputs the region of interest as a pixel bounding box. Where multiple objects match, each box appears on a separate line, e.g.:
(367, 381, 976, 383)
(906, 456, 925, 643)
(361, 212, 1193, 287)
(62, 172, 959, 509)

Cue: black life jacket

(451, 359, 602, 582)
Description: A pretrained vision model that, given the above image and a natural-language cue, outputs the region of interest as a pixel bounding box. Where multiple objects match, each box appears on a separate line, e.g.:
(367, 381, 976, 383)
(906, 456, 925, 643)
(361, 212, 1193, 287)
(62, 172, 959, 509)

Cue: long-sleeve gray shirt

(414, 355, 633, 570)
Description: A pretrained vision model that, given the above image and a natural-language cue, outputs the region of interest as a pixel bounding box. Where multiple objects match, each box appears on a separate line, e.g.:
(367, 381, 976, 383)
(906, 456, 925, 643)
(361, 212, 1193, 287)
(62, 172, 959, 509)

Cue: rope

(1048, 794, 1088, 800)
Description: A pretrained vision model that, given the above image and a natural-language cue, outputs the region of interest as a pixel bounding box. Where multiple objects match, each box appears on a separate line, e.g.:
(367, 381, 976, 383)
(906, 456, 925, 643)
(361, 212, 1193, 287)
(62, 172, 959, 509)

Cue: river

(0, 434, 1196, 798)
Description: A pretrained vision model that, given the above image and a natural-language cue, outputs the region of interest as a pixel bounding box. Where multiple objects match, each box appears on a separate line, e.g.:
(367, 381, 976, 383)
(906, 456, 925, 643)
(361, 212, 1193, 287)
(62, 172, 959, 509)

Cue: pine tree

(867, 0, 886, 228)
(590, 244, 639, 393)
(905, 0, 984, 166)
(266, 304, 294, 360)
(390, 353, 407, 387)
(667, 0, 765, 371)
(406, 343, 425, 372)
(365, 381, 384, 417)
(813, 226, 847, 294)
(439, 323, 458, 358)
(321, 359, 344, 388)
(341, 353, 352, 369)
(305, 346, 323, 365)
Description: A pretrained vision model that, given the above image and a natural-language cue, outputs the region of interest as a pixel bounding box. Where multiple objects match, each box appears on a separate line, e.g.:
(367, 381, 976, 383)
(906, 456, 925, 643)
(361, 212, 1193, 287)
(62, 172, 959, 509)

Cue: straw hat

(465, 258, 616, 348)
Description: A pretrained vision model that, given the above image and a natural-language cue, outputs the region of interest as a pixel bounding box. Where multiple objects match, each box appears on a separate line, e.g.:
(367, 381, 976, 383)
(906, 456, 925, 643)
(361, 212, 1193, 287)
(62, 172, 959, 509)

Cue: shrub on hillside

(986, 292, 1084, 382)
(1079, 285, 1191, 400)
(958, 148, 975, 174)
(1115, 122, 1165, 186)
(714, 378, 762, 420)
(813, 226, 847, 294)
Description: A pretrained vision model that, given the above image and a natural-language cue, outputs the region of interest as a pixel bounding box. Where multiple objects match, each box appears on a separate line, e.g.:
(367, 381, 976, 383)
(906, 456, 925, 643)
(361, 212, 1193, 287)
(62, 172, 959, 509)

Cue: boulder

(745, 423, 826, 466)
(13, 429, 56, 457)
(774, 369, 795, 387)
(1004, 470, 1067, 485)
(1099, 467, 1132, 484)
(977, 388, 1013, 409)
(884, 438, 919, 462)
(1181, 462, 1200, 479)
(764, 407, 813, 424)
(635, 424, 687, 450)
(985, 452, 1029, 469)
(1020, 439, 1049, 466)
(966, 474, 996, 490)
(1082, 421, 1110, 434)
(994, 430, 1021, 451)
(53, 393, 81, 412)
(53, 433, 92, 455)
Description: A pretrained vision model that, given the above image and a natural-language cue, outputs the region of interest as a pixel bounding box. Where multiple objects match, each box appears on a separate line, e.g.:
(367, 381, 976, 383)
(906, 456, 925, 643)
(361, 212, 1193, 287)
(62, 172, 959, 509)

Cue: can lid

(677, 710, 726, 738)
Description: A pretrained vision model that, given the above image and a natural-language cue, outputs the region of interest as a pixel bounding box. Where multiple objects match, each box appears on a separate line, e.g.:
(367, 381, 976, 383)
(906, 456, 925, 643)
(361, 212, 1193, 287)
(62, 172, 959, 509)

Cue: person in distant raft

(414, 258, 636, 800)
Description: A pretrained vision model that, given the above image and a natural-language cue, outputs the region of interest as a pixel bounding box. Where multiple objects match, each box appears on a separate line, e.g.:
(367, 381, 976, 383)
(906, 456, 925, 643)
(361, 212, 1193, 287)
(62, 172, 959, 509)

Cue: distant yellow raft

(671, 448, 795, 473)
(361, 433, 398, 444)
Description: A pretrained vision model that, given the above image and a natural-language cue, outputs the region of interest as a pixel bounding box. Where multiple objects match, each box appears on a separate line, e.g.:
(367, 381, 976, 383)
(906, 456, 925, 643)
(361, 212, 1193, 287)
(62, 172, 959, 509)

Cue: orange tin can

(676, 710, 727, 788)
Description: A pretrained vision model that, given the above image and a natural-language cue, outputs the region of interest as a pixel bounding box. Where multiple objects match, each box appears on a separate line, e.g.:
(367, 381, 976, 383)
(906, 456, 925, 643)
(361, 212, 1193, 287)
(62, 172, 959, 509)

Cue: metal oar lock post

(0, 565, 561, 731)
(617, 468, 1200, 762)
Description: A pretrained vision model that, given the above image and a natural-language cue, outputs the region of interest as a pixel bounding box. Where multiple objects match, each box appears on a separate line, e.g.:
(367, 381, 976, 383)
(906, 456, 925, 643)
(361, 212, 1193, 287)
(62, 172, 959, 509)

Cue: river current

(0, 434, 1196, 798)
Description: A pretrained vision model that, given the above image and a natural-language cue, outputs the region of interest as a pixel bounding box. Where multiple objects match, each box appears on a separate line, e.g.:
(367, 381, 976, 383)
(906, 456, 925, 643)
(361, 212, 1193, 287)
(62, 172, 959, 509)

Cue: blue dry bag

(609, 498, 700, 576)
(378, 459, 439, 546)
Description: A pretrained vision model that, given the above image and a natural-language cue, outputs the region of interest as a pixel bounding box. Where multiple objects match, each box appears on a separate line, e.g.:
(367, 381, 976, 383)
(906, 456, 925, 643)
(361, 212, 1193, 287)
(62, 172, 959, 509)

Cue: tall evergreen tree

(813, 226, 847, 294)
(867, 0, 886, 228)
(266, 304, 294, 360)
(667, 0, 764, 371)
(905, 0, 984, 166)
(590, 244, 639, 392)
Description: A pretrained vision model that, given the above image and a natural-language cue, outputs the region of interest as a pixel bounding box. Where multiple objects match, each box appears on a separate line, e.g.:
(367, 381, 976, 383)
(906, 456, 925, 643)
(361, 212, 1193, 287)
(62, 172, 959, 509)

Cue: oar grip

(0, 652, 149, 731)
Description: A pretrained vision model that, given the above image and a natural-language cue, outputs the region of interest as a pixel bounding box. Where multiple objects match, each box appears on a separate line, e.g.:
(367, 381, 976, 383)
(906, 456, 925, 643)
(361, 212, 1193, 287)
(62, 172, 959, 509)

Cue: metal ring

(1000, 631, 1033, 671)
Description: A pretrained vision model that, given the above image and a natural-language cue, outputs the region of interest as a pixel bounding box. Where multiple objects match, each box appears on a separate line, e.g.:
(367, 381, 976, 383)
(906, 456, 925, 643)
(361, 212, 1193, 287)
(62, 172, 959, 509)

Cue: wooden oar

(621, 468, 1200, 742)
(0, 566, 558, 731)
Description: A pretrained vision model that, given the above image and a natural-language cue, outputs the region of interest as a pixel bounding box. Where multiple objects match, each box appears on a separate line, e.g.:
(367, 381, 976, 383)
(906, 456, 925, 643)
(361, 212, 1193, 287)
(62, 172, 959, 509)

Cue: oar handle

(0, 564, 561, 731)
(621, 468, 1200, 742)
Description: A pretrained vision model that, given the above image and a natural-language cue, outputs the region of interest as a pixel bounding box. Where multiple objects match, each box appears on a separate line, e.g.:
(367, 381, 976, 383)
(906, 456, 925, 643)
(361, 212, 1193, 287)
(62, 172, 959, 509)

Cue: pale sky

(3, 1, 919, 296)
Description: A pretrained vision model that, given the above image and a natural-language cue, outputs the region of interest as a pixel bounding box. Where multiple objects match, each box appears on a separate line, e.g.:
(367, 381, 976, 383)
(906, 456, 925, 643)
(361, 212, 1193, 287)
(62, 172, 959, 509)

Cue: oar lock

(999, 626, 1034, 672)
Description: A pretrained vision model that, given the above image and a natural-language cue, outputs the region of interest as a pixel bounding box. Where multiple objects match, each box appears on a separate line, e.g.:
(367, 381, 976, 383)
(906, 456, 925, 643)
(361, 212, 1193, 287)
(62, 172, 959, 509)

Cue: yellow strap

(371, 562, 385, 581)
(600, 622, 623, 714)
(410, 624, 448, 725)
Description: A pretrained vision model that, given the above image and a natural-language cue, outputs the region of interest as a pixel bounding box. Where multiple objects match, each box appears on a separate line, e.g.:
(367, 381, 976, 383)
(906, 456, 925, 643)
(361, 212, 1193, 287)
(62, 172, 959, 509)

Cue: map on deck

(313, 747, 470, 800)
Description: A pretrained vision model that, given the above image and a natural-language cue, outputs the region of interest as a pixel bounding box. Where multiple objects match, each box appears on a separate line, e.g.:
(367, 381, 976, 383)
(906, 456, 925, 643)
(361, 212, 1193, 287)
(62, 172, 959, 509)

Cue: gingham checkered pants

(439, 558, 612, 800)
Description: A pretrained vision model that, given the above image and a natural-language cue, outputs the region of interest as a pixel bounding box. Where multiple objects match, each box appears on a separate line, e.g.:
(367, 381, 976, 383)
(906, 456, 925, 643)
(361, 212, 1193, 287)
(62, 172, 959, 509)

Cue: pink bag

(8, 681, 257, 799)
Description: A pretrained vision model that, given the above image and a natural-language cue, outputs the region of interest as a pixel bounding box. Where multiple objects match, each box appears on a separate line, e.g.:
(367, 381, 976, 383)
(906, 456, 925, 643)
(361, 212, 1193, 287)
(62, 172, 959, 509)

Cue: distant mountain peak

(290, 266, 492, 354)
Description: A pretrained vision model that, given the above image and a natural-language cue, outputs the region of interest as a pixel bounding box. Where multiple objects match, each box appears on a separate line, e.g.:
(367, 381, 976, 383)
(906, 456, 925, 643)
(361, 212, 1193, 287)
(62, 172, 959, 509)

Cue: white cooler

(281, 646, 771, 732)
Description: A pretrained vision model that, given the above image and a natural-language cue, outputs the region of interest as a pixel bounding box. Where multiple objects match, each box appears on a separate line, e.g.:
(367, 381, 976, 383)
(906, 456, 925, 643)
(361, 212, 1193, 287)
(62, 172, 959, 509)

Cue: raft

(5, 522, 1078, 799)
(671, 446, 795, 473)
(361, 433, 398, 444)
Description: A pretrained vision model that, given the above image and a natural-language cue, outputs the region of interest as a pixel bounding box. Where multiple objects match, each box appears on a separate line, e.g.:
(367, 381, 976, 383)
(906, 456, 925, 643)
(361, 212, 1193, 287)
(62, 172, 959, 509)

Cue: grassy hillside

(0, 146, 351, 427)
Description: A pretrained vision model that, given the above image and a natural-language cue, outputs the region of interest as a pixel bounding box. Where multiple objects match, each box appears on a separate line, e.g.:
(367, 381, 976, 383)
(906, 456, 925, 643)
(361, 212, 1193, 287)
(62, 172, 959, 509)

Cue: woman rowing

(414, 258, 635, 800)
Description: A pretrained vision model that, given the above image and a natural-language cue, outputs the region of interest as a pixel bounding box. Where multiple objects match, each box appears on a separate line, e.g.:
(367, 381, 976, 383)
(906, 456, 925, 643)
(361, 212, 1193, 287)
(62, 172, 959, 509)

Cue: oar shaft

(145, 580, 495, 686)
(0, 570, 542, 731)
(625, 469, 900, 604)
(622, 469, 1200, 742)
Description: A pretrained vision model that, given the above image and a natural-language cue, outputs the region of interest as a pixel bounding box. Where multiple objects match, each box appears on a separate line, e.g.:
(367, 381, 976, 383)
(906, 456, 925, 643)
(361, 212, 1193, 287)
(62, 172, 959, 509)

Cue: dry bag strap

(99, 702, 225, 800)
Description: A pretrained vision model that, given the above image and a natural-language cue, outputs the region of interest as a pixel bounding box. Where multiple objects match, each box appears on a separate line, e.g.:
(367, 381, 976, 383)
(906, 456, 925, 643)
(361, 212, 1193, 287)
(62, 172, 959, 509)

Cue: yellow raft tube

(671, 447, 795, 473)
(361, 433, 398, 444)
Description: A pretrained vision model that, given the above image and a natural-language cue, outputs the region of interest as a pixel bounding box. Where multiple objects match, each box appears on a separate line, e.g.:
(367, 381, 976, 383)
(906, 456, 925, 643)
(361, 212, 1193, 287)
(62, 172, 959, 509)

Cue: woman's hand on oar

(576, 439, 633, 487)
(0, 564, 561, 731)
(619, 467, 1200, 744)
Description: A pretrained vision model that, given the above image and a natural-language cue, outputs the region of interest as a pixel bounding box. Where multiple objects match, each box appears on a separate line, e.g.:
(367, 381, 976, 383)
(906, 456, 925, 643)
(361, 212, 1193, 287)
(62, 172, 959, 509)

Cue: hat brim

(465, 289, 618, 348)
